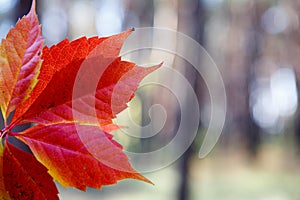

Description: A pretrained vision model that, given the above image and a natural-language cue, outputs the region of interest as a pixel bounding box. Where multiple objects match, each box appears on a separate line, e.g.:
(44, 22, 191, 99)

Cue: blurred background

(2, 0, 300, 199)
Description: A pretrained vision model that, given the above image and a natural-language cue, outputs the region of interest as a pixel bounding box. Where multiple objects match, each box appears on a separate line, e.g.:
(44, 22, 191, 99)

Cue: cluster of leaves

(0, 0, 160, 199)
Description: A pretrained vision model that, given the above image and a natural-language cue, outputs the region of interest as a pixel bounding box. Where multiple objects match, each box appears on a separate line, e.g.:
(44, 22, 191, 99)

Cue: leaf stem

(0, 119, 21, 138)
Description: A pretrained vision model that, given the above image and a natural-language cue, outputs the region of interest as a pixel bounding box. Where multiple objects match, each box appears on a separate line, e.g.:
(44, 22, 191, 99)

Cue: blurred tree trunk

(295, 79, 300, 153)
(177, 0, 206, 199)
(225, 1, 261, 157)
(294, 49, 300, 153)
(291, 1, 300, 154)
(244, 3, 261, 157)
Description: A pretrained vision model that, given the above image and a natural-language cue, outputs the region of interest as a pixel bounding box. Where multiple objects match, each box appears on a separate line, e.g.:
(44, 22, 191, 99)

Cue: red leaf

(0, 0, 43, 120)
(0, 142, 10, 200)
(11, 30, 132, 126)
(3, 141, 58, 200)
(0, 0, 160, 197)
(16, 123, 151, 190)
(23, 57, 159, 131)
